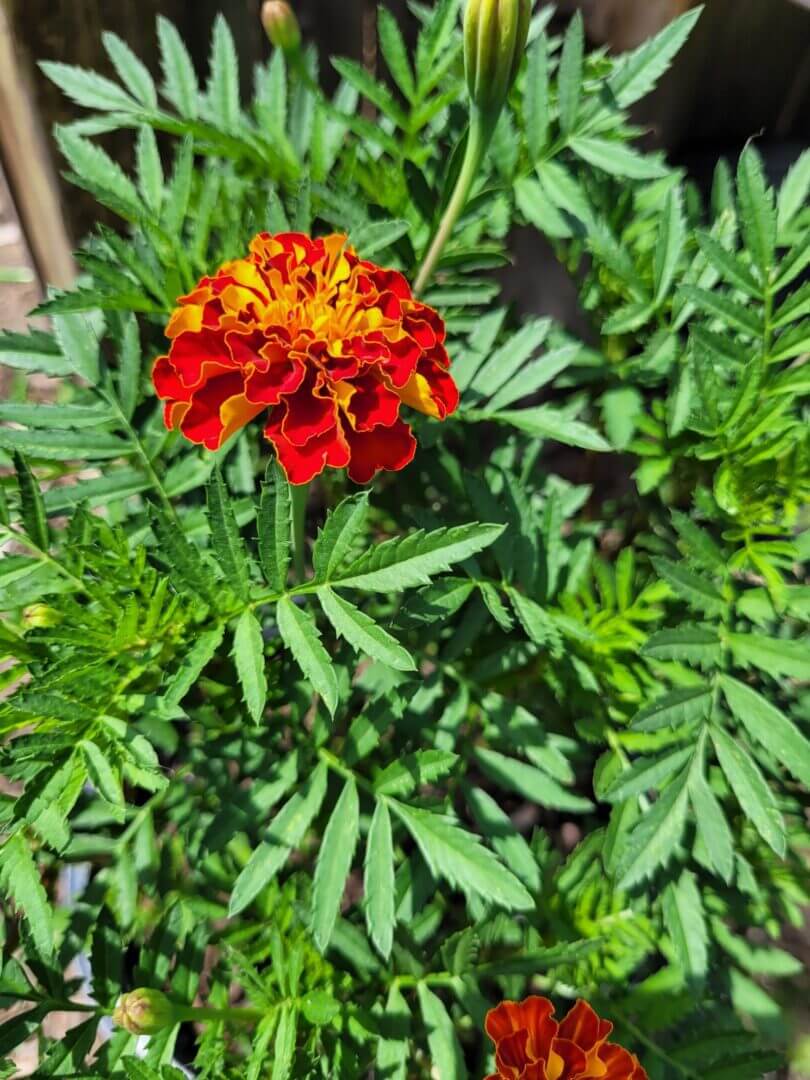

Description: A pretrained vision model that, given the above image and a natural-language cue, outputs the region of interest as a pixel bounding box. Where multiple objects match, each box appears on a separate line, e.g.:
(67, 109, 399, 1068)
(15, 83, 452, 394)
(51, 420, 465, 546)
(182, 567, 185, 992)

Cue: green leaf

(515, 176, 573, 239)
(54, 127, 144, 222)
(607, 7, 703, 107)
(319, 589, 415, 671)
(378, 6, 415, 100)
(271, 1006, 297, 1080)
(0, 428, 130, 461)
(207, 467, 250, 600)
(390, 801, 533, 911)
(616, 768, 689, 888)
(417, 984, 467, 1080)
(651, 557, 725, 616)
(157, 15, 199, 118)
(558, 12, 584, 135)
(163, 626, 225, 708)
(335, 522, 504, 592)
(365, 799, 395, 960)
(719, 674, 810, 787)
(0, 832, 54, 959)
(728, 632, 810, 680)
(465, 784, 540, 892)
(631, 686, 712, 732)
(311, 778, 360, 951)
(470, 317, 550, 399)
(670, 510, 726, 573)
(229, 762, 328, 914)
(258, 463, 292, 593)
(52, 310, 101, 385)
(40, 60, 137, 112)
(736, 145, 776, 275)
(374, 750, 458, 797)
(331, 57, 408, 128)
(81, 739, 124, 806)
(376, 985, 410, 1079)
(162, 136, 194, 237)
(0, 330, 73, 377)
(473, 748, 593, 813)
(688, 766, 734, 884)
(570, 136, 668, 180)
(13, 453, 49, 551)
(116, 313, 141, 422)
(643, 625, 721, 667)
(662, 870, 708, 978)
(777, 147, 810, 233)
(207, 14, 240, 129)
(711, 725, 785, 856)
(232, 610, 268, 724)
(487, 344, 579, 412)
(489, 405, 611, 451)
(351, 219, 410, 257)
(313, 492, 369, 581)
(276, 597, 339, 716)
(678, 285, 762, 337)
(525, 32, 549, 160)
(603, 747, 694, 804)
(654, 188, 685, 303)
(694, 231, 761, 297)
(102, 31, 157, 108)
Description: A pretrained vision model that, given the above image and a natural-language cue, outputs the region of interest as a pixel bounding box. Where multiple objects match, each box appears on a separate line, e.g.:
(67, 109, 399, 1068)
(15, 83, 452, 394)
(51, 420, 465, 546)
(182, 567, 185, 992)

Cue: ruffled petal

(343, 417, 416, 484)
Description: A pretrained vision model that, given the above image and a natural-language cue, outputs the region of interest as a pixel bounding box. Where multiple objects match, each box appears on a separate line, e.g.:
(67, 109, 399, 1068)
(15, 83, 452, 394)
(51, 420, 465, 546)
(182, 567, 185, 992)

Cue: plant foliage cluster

(0, 3, 808, 1077)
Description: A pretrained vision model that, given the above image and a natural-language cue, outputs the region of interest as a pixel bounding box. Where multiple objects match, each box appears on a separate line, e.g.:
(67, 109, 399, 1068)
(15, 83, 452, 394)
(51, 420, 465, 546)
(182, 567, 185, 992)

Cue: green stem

(412, 107, 492, 297)
(290, 481, 309, 583)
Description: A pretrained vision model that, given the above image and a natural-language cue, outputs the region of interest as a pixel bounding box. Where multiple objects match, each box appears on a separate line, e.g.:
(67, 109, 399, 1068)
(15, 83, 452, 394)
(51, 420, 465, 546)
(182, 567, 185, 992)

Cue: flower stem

(413, 107, 492, 297)
(290, 480, 309, 583)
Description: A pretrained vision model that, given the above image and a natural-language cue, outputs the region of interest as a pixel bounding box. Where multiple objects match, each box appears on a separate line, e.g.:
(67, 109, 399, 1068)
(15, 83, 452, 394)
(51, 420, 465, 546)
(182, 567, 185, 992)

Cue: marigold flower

(153, 233, 458, 485)
(485, 997, 648, 1080)
(113, 988, 177, 1035)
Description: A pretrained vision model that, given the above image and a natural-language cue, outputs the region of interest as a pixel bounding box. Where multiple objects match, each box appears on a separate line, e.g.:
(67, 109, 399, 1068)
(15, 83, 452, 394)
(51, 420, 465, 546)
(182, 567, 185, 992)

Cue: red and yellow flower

(485, 997, 648, 1080)
(152, 232, 458, 485)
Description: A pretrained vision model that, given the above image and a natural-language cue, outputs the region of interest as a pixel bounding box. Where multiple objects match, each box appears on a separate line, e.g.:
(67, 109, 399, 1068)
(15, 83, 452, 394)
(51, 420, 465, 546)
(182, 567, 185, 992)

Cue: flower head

(464, 0, 531, 119)
(485, 997, 648, 1080)
(153, 233, 458, 485)
(113, 988, 177, 1035)
(261, 0, 301, 53)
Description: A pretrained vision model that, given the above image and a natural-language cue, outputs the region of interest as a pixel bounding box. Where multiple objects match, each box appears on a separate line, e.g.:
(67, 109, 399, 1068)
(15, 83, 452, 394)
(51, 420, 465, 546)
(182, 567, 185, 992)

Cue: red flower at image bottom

(152, 232, 459, 484)
(485, 998, 648, 1080)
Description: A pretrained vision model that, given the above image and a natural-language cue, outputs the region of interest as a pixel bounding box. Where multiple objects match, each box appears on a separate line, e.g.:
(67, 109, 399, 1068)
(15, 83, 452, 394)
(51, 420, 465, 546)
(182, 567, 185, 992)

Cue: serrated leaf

(157, 15, 199, 118)
(695, 230, 761, 297)
(311, 778, 359, 952)
(558, 12, 583, 135)
(82, 739, 124, 806)
(229, 762, 328, 914)
(417, 984, 467, 1080)
(604, 747, 694, 804)
(319, 589, 415, 671)
(777, 148, 810, 233)
(365, 799, 395, 960)
(13, 453, 49, 551)
(0, 832, 54, 959)
(390, 800, 533, 911)
(331, 57, 408, 127)
(654, 188, 685, 303)
(277, 597, 339, 716)
(678, 285, 762, 337)
(465, 784, 540, 892)
(52, 310, 101, 385)
(40, 60, 137, 112)
(271, 1006, 297, 1080)
(335, 522, 503, 592)
(207, 467, 250, 600)
(378, 6, 415, 100)
(688, 766, 734, 883)
(616, 768, 689, 888)
(470, 317, 550, 399)
(711, 725, 785, 856)
(0, 428, 130, 461)
(163, 626, 225, 708)
(651, 557, 725, 616)
(54, 127, 144, 222)
(313, 492, 369, 581)
(374, 750, 458, 797)
(489, 405, 611, 451)
(525, 32, 549, 160)
(232, 610, 268, 724)
(607, 7, 703, 107)
(736, 145, 776, 275)
(728, 631, 810, 680)
(207, 14, 240, 129)
(719, 674, 810, 787)
(116, 313, 141, 421)
(473, 748, 593, 813)
(643, 625, 721, 667)
(662, 869, 707, 978)
(258, 463, 292, 592)
(376, 984, 410, 1078)
(102, 31, 157, 109)
(631, 686, 712, 732)
(571, 136, 668, 180)
(351, 219, 410, 257)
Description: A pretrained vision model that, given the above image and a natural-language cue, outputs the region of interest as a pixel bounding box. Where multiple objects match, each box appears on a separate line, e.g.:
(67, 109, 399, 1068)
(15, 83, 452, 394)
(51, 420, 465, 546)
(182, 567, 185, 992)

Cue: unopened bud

(113, 989, 177, 1035)
(22, 604, 61, 629)
(261, 1, 301, 53)
(464, 0, 531, 118)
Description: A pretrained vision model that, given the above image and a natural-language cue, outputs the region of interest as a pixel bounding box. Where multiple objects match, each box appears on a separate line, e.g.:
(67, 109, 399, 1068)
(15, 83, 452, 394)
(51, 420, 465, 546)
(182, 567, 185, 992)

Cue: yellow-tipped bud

(464, 0, 531, 118)
(261, 1, 302, 53)
(113, 989, 177, 1035)
(22, 604, 61, 629)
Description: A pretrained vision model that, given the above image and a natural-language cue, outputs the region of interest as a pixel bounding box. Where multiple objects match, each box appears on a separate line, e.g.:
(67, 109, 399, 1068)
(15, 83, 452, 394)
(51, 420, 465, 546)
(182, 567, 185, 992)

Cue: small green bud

(261, 1, 302, 53)
(464, 0, 531, 118)
(113, 989, 177, 1035)
(22, 604, 62, 629)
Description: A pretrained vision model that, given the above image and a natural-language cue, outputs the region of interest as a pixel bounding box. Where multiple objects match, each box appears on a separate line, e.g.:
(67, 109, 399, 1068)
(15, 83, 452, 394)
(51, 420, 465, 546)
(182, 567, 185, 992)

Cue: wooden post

(0, 0, 74, 288)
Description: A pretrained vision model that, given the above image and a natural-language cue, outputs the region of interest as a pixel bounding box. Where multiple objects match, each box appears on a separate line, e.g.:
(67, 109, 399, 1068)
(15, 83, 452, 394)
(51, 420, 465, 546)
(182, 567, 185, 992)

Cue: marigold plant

(0, 0, 808, 1077)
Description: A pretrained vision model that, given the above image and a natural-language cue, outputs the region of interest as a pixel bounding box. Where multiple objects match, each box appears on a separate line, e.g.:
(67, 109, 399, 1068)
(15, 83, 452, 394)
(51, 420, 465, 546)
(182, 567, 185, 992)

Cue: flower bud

(261, 1, 302, 53)
(22, 604, 61, 629)
(464, 0, 531, 118)
(113, 989, 177, 1035)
